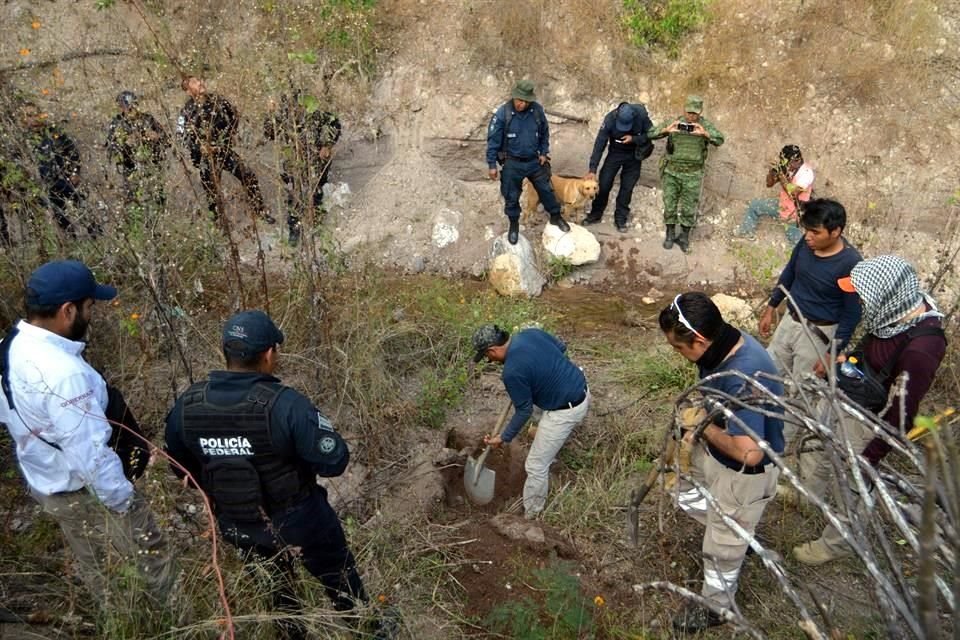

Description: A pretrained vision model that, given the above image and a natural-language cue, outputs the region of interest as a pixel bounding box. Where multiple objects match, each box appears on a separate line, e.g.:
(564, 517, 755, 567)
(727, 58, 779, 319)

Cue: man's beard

(67, 314, 90, 341)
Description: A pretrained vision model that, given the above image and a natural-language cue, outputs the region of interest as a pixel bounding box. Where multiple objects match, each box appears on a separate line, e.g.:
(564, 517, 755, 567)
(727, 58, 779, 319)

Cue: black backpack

(836, 325, 946, 413)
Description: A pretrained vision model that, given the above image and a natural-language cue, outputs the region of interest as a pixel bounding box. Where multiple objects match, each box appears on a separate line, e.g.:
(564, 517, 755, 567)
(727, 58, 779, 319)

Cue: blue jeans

(738, 198, 803, 243)
(500, 158, 561, 220)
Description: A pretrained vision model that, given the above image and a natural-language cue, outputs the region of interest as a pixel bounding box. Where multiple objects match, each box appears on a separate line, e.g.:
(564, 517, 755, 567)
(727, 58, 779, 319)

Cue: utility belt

(787, 306, 834, 345)
(505, 155, 537, 162)
(549, 386, 588, 412)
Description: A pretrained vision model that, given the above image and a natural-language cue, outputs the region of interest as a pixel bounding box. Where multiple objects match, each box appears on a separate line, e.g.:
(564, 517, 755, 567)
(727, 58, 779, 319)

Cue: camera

(678, 122, 695, 133)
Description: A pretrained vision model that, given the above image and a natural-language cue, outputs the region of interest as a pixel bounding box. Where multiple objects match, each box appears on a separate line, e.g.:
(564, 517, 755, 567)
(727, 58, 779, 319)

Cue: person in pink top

(735, 144, 814, 243)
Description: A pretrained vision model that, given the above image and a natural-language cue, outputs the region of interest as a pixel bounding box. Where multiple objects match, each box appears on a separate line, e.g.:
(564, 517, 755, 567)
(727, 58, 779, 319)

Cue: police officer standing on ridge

(106, 90, 169, 215)
(164, 310, 389, 639)
(177, 76, 275, 224)
(648, 95, 724, 252)
(486, 79, 569, 245)
(582, 101, 654, 232)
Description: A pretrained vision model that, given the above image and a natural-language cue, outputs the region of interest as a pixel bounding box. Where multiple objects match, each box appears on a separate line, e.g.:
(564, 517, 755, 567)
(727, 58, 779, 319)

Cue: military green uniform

(648, 96, 724, 251)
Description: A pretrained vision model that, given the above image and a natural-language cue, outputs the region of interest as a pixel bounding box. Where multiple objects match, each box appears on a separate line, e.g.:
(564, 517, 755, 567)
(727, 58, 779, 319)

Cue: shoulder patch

(317, 411, 334, 432)
(319, 436, 337, 454)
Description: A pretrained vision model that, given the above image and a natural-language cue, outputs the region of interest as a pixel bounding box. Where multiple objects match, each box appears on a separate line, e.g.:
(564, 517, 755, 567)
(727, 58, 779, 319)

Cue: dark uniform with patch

(263, 94, 342, 240)
(176, 93, 268, 219)
(164, 370, 366, 621)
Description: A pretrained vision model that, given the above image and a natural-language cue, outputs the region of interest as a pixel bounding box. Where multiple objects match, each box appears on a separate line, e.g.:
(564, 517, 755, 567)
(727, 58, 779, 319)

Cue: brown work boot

(793, 538, 852, 566)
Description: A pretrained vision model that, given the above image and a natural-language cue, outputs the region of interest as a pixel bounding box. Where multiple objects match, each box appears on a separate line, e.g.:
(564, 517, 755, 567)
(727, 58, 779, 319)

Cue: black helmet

(116, 91, 137, 109)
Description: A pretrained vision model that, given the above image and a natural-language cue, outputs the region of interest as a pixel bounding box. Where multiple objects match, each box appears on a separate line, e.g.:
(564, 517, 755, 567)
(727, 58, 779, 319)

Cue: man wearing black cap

(0, 260, 176, 608)
(164, 310, 372, 639)
(106, 90, 169, 213)
(471, 324, 589, 519)
(486, 80, 569, 245)
(582, 101, 654, 233)
(735, 144, 815, 243)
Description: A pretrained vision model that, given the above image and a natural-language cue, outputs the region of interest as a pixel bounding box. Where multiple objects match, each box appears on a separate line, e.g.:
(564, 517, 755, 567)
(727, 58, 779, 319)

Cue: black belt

(787, 306, 832, 344)
(550, 387, 587, 411)
(506, 155, 536, 162)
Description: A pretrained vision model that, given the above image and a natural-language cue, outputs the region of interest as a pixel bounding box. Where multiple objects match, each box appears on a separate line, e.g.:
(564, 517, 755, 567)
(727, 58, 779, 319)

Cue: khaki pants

(767, 313, 837, 443)
(523, 391, 591, 516)
(676, 443, 779, 608)
(798, 412, 875, 553)
(32, 488, 176, 607)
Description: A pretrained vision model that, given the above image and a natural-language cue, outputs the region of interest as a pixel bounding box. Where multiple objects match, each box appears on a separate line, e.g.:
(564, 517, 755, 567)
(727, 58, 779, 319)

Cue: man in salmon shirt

(735, 144, 814, 243)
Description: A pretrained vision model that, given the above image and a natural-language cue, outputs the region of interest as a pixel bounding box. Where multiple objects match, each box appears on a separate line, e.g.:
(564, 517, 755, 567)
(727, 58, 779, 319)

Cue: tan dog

(521, 175, 600, 224)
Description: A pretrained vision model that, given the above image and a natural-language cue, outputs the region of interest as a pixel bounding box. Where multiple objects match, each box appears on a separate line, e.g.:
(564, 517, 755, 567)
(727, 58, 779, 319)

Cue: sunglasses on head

(671, 294, 706, 341)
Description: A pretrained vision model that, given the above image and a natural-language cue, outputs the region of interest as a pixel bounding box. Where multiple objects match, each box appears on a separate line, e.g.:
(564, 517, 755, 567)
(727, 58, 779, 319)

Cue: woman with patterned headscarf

(793, 255, 947, 566)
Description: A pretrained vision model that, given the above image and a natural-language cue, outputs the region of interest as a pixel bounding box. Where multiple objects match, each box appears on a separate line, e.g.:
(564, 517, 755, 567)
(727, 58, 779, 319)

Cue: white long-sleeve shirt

(0, 320, 132, 512)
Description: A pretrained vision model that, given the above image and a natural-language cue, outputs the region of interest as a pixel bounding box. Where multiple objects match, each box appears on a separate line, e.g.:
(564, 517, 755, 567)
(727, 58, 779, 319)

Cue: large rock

(541, 223, 601, 265)
(431, 208, 462, 248)
(488, 233, 546, 297)
(711, 293, 756, 328)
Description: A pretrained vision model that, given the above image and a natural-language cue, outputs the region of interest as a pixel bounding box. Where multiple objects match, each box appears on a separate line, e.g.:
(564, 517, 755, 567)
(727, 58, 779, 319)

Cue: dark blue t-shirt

(698, 333, 785, 469)
(500, 329, 587, 443)
(768, 239, 862, 349)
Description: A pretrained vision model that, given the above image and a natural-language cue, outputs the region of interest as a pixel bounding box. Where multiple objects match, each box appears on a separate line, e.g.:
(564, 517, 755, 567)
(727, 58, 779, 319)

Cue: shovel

(464, 399, 513, 505)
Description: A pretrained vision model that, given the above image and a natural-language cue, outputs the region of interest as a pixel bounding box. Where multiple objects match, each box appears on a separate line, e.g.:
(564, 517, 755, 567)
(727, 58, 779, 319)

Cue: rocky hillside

(1, 0, 957, 295)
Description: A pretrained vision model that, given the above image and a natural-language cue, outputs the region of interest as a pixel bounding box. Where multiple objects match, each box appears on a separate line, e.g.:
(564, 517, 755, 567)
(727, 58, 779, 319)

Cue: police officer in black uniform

(106, 90, 169, 211)
(176, 76, 275, 224)
(20, 103, 95, 237)
(485, 79, 569, 245)
(582, 102, 654, 232)
(263, 93, 342, 245)
(164, 310, 366, 639)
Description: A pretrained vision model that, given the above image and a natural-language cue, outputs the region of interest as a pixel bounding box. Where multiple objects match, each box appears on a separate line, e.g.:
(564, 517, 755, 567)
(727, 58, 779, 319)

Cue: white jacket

(0, 320, 132, 512)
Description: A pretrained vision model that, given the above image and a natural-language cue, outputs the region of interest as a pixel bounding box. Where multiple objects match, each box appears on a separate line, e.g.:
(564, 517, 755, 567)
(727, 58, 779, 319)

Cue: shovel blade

(464, 456, 496, 505)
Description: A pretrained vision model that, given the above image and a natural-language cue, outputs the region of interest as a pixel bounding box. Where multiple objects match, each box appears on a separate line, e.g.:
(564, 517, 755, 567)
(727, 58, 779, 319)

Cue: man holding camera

(582, 101, 654, 232)
(648, 96, 724, 253)
(735, 144, 814, 243)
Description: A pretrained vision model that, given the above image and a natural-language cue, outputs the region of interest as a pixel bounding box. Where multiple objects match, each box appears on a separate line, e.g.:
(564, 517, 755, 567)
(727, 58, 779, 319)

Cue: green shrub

(485, 560, 594, 640)
(622, 0, 710, 55)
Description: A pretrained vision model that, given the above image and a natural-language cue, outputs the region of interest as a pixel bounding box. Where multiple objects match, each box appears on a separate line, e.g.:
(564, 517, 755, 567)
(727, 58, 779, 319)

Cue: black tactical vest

(180, 381, 312, 522)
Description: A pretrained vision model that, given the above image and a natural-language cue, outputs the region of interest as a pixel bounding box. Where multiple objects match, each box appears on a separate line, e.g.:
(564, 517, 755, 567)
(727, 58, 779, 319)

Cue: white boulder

(488, 233, 545, 297)
(541, 223, 601, 265)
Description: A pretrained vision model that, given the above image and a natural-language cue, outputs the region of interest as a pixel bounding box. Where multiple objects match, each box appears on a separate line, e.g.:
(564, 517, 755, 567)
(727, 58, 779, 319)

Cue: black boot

(288, 224, 301, 246)
(549, 213, 570, 233)
(582, 213, 602, 226)
(675, 226, 692, 253)
(662, 224, 675, 249)
(507, 218, 519, 245)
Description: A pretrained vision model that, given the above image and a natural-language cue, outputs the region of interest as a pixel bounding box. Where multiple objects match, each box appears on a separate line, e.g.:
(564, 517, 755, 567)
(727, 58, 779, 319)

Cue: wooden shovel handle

(474, 398, 513, 471)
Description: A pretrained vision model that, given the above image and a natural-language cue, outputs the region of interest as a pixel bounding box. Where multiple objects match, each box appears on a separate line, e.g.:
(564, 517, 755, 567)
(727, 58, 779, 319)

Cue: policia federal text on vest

(179, 381, 313, 523)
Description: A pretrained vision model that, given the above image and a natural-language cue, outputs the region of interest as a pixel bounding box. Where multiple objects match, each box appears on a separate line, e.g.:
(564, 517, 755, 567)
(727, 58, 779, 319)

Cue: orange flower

(130, 313, 141, 320)
(377, 594, 387, 603)
(593, 595, 605, 607)
(40, 88, 49, 95)
(19, 48, 30, 56)
(31, 19, 41, 29)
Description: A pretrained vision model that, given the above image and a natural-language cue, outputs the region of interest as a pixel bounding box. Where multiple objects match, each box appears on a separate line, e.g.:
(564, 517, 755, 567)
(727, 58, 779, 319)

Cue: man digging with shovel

(470, 324, 590, 519)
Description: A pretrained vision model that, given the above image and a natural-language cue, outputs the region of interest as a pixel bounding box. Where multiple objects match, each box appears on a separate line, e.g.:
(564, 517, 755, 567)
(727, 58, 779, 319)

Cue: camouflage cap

(511, 79, 537, 102)
(684, 95, 703, 114)
(472, 324, 509, 362)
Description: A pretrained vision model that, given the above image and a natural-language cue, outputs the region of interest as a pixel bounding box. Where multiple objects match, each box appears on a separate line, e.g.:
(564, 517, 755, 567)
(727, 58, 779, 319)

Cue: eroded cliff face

(2, 0, 957, 293)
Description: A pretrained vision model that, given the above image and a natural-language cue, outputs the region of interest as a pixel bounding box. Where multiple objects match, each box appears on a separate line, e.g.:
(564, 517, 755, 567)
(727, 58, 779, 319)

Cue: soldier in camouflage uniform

(648, 96, 724, 252)
(106, 91, 169, 223)
(264, 93, 342, 245)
